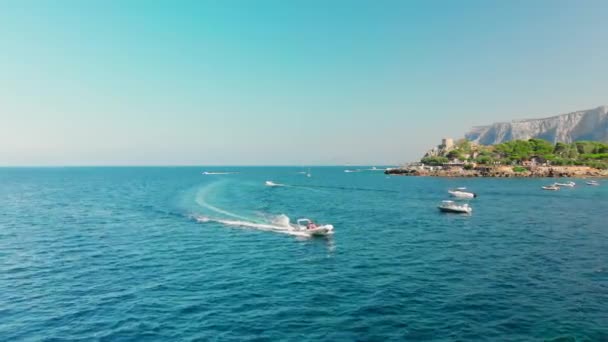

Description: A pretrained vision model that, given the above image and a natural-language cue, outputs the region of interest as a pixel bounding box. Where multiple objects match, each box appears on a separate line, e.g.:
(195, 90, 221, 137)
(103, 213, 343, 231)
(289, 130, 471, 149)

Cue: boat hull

(448, 190, 476, 199)
(306, 225, 334, 236)
(438, 207, 472, 214)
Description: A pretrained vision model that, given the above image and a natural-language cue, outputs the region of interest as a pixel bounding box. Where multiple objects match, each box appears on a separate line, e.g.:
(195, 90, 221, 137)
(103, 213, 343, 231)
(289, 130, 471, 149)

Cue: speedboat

(344, 169, 361, 173)
(586, 180, 600, 186)
(265, 181, 281, 187)
(554, 181, 575, 187)
(542, 185, 560, 191)
(438, 201, 472, 214)
(448, 189, 477, 198)
(294, 218, 334, 236)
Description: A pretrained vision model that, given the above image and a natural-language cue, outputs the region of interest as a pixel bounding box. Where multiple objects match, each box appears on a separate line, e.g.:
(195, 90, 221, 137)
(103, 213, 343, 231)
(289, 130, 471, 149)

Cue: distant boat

(306, 168, 312, 178)
(448, 189, 477, 198)
(542, 185, 560, 191)
(202, 171, 238, 175)
(586, 180, 600, 186)
(265, 181, 282, 187)
(438, 200, 472, 214)
(294, 218, 334, 237)
(344, 169, 361, 173)
(554, 181, 575, 187)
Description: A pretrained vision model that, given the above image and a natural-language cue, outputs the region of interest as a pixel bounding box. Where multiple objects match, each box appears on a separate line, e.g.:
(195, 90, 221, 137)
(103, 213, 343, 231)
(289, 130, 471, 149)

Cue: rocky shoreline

(385, 165, 608, 178)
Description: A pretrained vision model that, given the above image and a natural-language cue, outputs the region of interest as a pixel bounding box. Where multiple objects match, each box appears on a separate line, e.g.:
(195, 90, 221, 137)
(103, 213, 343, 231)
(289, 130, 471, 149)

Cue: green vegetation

(512, 166, 528, 173)
(423, 139, 608, 169)
(420, 156, 449, 166)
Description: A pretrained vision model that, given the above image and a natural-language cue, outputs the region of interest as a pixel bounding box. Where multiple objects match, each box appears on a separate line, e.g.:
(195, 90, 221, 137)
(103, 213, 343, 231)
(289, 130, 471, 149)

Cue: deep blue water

(1, 167, 607, 341)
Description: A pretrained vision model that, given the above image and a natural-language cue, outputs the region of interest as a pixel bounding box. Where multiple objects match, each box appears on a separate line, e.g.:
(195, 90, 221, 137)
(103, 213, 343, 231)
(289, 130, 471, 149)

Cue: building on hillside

(441, 138, 454, 150)
(424, 137, 456, 158)
(442, 159, 466, 169)
(522, 155, 548, 167)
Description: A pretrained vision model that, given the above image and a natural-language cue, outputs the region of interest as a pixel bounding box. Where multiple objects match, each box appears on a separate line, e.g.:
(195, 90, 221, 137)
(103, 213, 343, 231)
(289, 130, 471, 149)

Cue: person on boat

(307, 221, 317, 229)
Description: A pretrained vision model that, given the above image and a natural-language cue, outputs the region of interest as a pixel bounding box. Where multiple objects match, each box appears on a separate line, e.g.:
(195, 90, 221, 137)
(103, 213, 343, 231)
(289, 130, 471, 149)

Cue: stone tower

(441, 138, 454, 149)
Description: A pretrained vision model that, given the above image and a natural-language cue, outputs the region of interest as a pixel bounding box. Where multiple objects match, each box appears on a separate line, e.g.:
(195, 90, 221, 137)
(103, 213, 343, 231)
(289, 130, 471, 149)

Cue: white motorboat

(202, 171, 237, 175)
(437, 201, 472, 214)
(448, 189, 477, 199)
(344, 169, 361, 173)
(265, 181, 282, 187)
(294, 218, 334, 236)
(586, 180, 600, 186)
(554, 181, 575, 187)
(542, 185, 560, 191)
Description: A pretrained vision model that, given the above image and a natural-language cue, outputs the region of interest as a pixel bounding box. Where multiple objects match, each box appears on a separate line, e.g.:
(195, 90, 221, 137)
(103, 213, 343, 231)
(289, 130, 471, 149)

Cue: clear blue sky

(1, 0, 607, 165)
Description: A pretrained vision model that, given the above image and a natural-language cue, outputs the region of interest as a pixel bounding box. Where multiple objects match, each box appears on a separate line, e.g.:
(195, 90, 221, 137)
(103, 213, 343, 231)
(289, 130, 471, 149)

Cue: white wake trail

(196, 215, 312, 238)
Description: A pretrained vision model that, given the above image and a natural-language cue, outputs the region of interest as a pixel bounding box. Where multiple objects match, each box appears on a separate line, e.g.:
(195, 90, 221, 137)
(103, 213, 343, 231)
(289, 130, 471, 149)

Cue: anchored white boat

(202, 171, 238, 175)
(294, 218, 334, 236)
(554, 181, 575, 187)
(586, 180, 600, 186)
(448, 189, 477, 198)
(542, 185, 560, 191)
(438, 201, 472, 214)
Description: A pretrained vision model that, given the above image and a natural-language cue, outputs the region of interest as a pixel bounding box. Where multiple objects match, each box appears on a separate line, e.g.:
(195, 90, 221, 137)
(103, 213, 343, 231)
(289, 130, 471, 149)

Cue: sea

(1, 167, 606, 341)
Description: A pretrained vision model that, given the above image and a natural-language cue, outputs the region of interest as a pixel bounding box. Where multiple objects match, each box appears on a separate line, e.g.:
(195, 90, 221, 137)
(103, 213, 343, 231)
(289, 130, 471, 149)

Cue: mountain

(465, 106, 608, 145)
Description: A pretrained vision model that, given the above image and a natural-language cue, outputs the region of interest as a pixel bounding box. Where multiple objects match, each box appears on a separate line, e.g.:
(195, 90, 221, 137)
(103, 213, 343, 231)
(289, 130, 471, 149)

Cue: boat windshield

(297, 219, 312, 226)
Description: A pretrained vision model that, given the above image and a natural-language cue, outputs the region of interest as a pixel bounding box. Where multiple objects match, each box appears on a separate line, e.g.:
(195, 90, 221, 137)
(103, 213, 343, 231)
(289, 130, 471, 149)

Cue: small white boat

(554, 181, 575, 187)
(202, 171, 238, 175)
(294, 218, 334, 236)
(542, 185, 560, 191)
(306, 168, 312, 178)
(448, 189, 477, 199)
(586, 180, 600, 186)
(438, 201, 472, 214)
(344, 169, 361, 173)
(265, 181, 282, 187)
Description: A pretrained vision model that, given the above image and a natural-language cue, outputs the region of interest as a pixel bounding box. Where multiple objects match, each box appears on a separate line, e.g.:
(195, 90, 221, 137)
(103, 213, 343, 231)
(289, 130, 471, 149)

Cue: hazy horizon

(2, 1, 607, 166)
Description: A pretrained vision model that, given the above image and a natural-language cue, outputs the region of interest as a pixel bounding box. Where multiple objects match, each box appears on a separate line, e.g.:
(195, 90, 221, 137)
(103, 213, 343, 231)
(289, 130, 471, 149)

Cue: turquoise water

(1, 167, 607, 341)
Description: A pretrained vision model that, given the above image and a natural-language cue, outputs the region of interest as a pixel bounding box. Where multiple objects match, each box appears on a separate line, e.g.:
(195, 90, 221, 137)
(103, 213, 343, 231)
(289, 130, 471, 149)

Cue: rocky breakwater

(385, 166, 608, 178)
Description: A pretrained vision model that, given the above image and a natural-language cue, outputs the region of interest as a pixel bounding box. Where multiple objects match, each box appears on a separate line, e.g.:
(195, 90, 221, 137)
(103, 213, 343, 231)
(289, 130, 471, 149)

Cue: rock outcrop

(385, 166, 608, 178)
(466, 106, 608, 145)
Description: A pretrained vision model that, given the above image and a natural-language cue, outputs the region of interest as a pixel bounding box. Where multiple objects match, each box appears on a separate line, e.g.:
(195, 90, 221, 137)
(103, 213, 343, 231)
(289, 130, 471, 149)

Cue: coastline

(385, 165, 608, 178)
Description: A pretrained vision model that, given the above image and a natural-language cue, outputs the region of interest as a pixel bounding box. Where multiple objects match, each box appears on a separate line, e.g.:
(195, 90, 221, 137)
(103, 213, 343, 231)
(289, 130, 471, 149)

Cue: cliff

(465, 106, 608, 145)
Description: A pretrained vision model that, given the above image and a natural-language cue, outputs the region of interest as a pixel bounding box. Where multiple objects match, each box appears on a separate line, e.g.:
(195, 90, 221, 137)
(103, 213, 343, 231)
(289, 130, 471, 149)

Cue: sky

(1, 0, 607, 166)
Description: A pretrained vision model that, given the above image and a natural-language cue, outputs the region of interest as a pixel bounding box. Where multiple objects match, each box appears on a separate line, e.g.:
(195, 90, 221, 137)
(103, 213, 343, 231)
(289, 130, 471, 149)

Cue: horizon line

(0, 164, 399, 168)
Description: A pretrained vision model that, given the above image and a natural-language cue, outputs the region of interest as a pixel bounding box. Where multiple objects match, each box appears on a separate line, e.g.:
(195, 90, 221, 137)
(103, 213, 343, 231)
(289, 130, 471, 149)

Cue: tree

(553, 142, 569, 157)
(576, 141, 596, 154)
(446, 150, 462, 160)
(529, 138, 554, 156)
(567, 143, 579, 159)
(475, 156, 492, 165)
(455, 139, 472, 154)
(421, 156, 449, 166)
